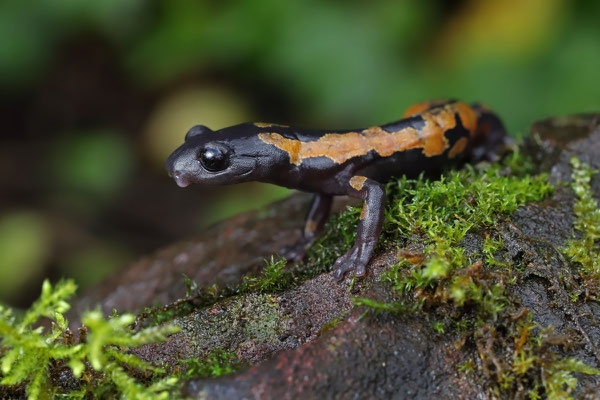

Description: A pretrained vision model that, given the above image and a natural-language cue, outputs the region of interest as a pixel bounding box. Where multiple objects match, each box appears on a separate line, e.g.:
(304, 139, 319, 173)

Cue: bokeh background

(1, 0, 599, 307)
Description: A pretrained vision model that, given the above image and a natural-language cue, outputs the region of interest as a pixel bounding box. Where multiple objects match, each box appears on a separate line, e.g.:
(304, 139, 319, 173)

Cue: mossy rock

(8, 114, 599, 399)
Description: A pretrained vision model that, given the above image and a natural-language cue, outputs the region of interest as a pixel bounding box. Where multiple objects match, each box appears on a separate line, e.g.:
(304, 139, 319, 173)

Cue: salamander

(166, 100, 507, 280)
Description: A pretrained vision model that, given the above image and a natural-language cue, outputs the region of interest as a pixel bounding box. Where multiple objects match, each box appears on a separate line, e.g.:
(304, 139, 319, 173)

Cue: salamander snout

(165, 148, 196, 188)
(166, 162, 191, 188)
(171, 170, 190, 188)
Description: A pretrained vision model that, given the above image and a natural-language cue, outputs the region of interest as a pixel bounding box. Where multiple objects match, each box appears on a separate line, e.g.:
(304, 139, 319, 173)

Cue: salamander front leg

(280, 193, 332, 261)
(333, 176, 385, 280)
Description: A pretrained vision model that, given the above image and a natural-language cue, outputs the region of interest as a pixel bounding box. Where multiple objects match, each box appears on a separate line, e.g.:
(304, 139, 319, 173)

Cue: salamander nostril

(171, 170, 190, 188)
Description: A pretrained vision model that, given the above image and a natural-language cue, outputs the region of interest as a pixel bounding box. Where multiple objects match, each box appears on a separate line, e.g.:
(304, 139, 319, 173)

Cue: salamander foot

(279, 240, 311, 263)
(332, 242, 373, 280)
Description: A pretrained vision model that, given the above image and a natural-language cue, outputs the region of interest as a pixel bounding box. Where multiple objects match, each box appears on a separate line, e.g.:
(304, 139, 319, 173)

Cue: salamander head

(166, 124, 258, 187)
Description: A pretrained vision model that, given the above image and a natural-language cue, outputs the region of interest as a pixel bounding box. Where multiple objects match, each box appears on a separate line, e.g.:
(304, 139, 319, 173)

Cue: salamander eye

(198, 145, 230, 172)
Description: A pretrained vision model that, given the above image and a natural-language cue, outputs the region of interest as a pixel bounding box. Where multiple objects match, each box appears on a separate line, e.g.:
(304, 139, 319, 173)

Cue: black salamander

(166, 100, 506, 280)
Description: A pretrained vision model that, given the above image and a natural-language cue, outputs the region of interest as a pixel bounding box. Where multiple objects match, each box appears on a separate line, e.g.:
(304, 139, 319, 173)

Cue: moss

(180, 349, 241, 379)
(562, 157, 600, 300)
(482, 234, 510, 268)
(0, 281, 278, 399)
(306, 206, 361, 270)
(473, 312, 600, 400)
(349, 151, 553, 320)
(458, 359, 475, 375)
(238, 255, 293, 293)
(0, 280, 179, 400)
(431, 320, 445, 334)
(347, 150, 600, 397)
(317, 312, 351, 336)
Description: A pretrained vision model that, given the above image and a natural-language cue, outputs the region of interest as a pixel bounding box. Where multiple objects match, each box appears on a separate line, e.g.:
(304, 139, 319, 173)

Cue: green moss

(165, 291, 284, 364)
(542, 358, 600, 400)
(181, 350, 241, 379)
(346, 150, 600, 397)
(384, 162, 552, 296)
(239, 255, 293, 293)
(458, 359, 475, 375)
(475, 313, 600, 400)
(0, 280, 180, 399)
(350, 151, 553, 319)
(317, 313, 348, 336)
(431, 320, 445, 334)
(482, 234, 510, 268)
(135, 281, 226, 329)
(562, 157, 600, 300)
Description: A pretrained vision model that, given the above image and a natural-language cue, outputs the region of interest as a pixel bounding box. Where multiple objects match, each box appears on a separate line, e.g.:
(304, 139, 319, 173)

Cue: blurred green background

(1, 0, 599, 307)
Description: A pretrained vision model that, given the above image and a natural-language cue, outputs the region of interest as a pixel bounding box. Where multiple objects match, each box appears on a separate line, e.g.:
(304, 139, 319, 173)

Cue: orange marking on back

(452, 102, 477, 136)
(403, 102, 434, 118)
(349, 176, 368, 191)
(254, 122, 289, 128)
(402, 99, 450, 117)
(448, 137, 468, 159)
(258, 101, 476, 164)
(258, 133, 302, 165)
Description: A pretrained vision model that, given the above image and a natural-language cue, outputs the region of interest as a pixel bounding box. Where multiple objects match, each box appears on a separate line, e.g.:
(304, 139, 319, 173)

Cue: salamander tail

(470, 103, 512, 162)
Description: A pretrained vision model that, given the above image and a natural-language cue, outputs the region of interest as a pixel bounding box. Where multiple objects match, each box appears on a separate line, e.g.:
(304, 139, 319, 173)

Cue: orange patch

(448, 137, 468, 159)
(402, 99, 449, 118)
(304, 219, 318, 235)
(254, 122, 289, 128)
(360, 200, 367, 220)
(258, 133, 302, 164)
(451, 102, 477, 136)
(258, 101, 476, 165)
(397, 250, 425, 265)
(349, 176, 368, 191)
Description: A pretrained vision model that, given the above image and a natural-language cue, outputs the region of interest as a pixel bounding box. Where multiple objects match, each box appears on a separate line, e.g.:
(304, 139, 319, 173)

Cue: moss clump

(473, 310, 600, 400)
(347, 150, 600, 397)
(239, 255, 293, 293)
(0, 280, 179, 400)
(562, 157, 600, 300)
(350, 151, 554, 318)
(180, 350, 241, 379)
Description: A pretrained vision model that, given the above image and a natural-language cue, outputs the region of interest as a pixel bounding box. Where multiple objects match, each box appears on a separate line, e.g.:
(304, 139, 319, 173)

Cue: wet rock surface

(71, 195, 357, 318)
(185, 310, 483, 400)
(72, 114, 600, 399)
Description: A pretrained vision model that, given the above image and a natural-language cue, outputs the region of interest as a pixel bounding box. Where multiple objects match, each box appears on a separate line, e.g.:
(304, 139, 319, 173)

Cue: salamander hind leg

(333, 176, 385, 280)
(280, 193, 332, 262)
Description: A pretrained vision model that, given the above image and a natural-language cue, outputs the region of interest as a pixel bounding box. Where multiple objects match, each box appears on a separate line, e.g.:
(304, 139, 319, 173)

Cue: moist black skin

(166, 100, 506, 280)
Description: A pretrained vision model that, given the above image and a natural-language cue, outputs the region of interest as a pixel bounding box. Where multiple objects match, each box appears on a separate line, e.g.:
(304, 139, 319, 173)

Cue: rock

(185, 310, 484, 400)
(71, 194, 356, 318)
